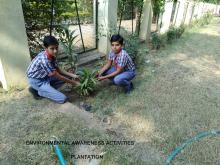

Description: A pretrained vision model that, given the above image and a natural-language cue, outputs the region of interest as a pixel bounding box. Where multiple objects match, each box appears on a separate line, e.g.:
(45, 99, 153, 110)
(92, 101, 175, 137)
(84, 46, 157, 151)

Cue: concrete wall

(0, 58, 7, 89)
(175, 0, 186, 27)
(0, 0, 30, 90)
(192, 2, 200, 20)
(98, 0, 118, 55)
(184, 1, 194, 25)
(160, 1, 174, 34)
(216, 5, 220, 14)
(205, 3, 218, 14)
(174, 1, 220, 26)
(174, 0, 186, 27)
(199, 2, 205, 18)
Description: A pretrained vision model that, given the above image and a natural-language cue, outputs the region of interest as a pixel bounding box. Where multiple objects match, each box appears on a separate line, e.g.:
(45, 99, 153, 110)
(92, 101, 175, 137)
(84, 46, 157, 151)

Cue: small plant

(76, 69, 98, 96)
(151, 32, 162, 49)
(192, 12, 213, 27)
(176, 24, 185, 38)
(167, 26, 177, 43)
(200, 12, 213, 25)
(167, 25, 185, 43)
(123, 33, 140, 62)
(56, 26, 79, 70)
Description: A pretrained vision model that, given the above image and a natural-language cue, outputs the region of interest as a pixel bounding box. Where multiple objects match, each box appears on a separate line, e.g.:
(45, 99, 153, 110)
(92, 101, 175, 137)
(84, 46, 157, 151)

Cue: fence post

(139, 0, 152, 41)
(175, 0, 185, 27)
(184, 1, 194, 25)
(97, 0, 118, 55)
(159, 0, 174, 34)
(0, 0, 30, 90)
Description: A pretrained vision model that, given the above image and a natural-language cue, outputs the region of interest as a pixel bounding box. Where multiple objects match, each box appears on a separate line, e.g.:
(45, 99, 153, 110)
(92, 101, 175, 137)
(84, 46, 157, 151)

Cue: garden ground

(0, 17, 220, 164)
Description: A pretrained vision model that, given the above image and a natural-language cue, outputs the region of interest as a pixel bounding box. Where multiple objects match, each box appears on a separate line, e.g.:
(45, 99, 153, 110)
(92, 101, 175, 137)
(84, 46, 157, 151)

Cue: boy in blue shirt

(97, 34, 136, 94)
(26, 36, 80, 103)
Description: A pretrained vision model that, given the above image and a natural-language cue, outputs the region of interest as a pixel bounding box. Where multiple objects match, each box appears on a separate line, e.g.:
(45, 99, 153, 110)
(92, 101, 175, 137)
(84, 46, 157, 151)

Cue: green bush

(192, 12, 213, 27)
(76, 69, 98, 96)
(151, 32, 162, 49)
(176, 24, 185, 38)
(123, 33, 141, 64)
(167, 26, 178, 42)
(201, 12, 213, 25)
(167, 25, 185, 43)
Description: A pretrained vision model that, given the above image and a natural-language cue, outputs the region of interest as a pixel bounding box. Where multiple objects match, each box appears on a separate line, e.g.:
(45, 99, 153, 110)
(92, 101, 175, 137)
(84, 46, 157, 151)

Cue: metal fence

(22, 0, 98, 57)
(117, 0, 143, 35)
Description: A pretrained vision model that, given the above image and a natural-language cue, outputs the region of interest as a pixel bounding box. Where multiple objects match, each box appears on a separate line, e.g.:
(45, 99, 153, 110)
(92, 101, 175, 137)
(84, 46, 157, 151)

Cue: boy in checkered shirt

(26, 36, 80, 103)
(97, 34, 136, 94)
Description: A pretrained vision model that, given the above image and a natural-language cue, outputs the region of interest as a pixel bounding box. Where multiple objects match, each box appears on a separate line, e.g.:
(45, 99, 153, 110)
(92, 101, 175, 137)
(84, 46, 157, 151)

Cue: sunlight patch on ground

(194, 28, 220, 36)
(178, 54, 220, 85)
(113, 111, 155, 142)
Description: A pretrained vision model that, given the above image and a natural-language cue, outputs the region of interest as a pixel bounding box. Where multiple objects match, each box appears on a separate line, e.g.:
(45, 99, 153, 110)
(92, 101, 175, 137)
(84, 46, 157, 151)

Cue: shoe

(28, 87, 42, 100)
(79, 102, 92, 111)
(125, 82, 134, 94)
(130, 82, 134, 90)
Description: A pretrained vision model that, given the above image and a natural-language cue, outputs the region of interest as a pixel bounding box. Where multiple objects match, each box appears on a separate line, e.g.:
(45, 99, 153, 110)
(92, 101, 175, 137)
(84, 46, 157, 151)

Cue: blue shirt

(26, 51, 58, 79)
(108, 49, 135, 71)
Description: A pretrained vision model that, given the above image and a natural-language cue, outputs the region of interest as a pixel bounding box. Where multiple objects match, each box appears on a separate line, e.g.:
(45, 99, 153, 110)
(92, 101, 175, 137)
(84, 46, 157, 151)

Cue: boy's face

(111, 41, 122, 54)
(46, 45, 58, 56)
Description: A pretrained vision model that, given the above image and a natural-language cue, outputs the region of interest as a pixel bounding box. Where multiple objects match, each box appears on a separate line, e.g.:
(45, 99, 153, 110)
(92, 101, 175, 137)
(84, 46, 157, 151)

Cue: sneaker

(130, 82, 134, 90)
(79, 102, 92, 111)
(28, 87, 42, 100)
(125, 82, 134, 94)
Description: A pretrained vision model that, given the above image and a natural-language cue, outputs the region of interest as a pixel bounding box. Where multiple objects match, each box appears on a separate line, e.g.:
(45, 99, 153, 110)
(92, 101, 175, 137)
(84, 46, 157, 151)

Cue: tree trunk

(135, 7, 141, 34)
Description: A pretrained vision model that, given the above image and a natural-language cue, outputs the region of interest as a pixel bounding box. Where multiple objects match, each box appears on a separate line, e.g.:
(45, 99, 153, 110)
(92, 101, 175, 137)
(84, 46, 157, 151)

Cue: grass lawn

(1, 17, 220, 164)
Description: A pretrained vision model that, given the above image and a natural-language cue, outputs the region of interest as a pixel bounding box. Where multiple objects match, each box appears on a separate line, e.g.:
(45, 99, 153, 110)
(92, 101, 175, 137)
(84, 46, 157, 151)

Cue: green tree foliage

(21, 0, 93, 55)
(152, 0, 165, 18)
(118, 0, 144, 33)
(198, 0, 220, 4)
(118, 0, 143, 20)
(22, 0, 93, 31)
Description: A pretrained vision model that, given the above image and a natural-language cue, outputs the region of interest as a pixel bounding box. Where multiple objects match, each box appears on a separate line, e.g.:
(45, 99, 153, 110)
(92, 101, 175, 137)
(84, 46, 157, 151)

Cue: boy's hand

(95, 73, 101, 78)
(97, 76, 106, 81)
(71, 80, 80, 86)
(67, 68, 75, 73)
(75, 81, 81, 86)
(73, 74, 80, 81)
(95, 73, 99, 78)
(69, 73, 80, 80)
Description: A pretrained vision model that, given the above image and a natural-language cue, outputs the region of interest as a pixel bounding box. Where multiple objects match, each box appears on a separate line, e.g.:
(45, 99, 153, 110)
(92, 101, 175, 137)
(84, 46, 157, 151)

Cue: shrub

(201, 12, 213, 25)
(192, 12, 213, 27)
(124, 33, 140, 61)
(176, 24, 185, 38)
(167, 25, 185, 43)
(167, 26, 178, 42)
(151, 32, 162, 49)
(124, 33, 150, 66)
(76, 69, 98, 96)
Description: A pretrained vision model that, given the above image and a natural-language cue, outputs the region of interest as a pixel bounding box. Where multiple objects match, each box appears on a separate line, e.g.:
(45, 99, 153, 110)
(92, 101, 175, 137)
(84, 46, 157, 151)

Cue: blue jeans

(103, 66, 136, 88)
(28, 76, 67, 104)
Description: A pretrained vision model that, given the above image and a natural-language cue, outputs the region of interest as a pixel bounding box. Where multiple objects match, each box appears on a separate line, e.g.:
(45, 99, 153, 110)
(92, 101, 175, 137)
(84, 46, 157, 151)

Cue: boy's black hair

(43, 35, 59, 48)
(110, 34, 124, 45)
